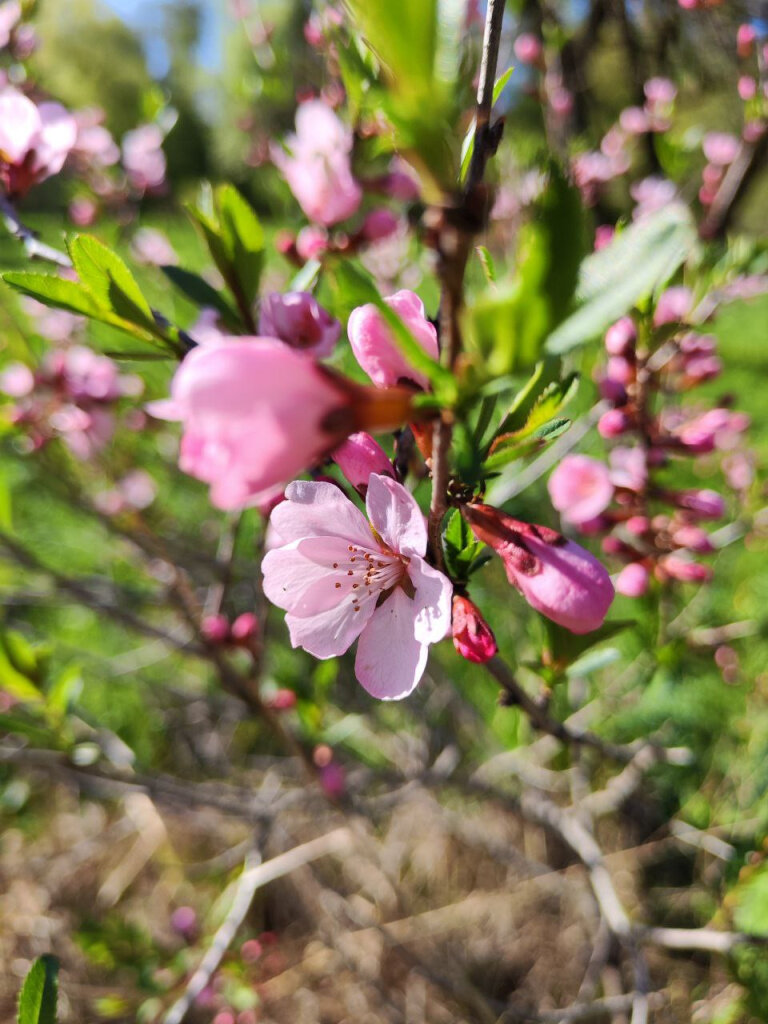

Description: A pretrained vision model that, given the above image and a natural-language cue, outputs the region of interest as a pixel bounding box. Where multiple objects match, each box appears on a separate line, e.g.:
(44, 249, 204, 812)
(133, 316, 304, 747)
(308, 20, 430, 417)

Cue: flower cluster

(0, 86, 77, 197)
(1, 344, 143, 459)
(548, 290, 750, 597)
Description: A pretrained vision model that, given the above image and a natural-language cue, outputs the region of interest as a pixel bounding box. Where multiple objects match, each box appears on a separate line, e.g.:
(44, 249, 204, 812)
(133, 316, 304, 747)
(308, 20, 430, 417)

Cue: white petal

(408, 555, 453, 644)
(365, 474, 427, 557)
(285, 595, 375, 659)
(354, 588, 428, 700)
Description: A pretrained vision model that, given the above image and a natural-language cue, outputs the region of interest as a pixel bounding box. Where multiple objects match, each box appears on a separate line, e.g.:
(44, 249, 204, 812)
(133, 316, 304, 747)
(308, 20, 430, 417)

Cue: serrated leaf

(546, 204, 697, 355)
(67, 235, 155, 329)
(3, 272, 102, 317)
(482, 418, 570, 472)
(17, 955, 59, 1024)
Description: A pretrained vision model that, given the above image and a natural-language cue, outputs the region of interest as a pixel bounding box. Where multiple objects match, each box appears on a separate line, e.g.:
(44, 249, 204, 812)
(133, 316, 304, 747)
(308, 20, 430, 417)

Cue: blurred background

(1, 1, 768, 1023)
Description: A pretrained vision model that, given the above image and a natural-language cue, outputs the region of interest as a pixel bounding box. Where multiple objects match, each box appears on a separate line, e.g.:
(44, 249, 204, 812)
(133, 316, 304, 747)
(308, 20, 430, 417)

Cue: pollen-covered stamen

(332, 541, 407, 612)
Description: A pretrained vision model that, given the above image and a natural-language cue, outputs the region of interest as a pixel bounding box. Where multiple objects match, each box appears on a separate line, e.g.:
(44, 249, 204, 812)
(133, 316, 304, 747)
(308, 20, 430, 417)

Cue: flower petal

(285, 596, 374, 659)
(271, 480, 373, 547)
(407, 555, 453, 644)
(365, 474, 427, 557)
(354, 588, 428, 700)
(263, 536, 376, 616)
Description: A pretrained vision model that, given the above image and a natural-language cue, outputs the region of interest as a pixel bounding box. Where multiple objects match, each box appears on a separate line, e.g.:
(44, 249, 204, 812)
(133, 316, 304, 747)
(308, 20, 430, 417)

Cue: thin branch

(162, 830, 353, 1024)
(501, 991, 666, 1023)
(699, 130, 768, 241)
(0, 194, 73, 267)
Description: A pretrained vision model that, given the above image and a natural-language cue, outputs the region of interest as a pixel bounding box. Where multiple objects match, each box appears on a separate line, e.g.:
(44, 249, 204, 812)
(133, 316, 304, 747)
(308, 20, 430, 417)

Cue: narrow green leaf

(2, 272, 102, 317)
(17, 955, 59, 1024)
(216, 184, 265, 306)
(546, 204, 697, 354)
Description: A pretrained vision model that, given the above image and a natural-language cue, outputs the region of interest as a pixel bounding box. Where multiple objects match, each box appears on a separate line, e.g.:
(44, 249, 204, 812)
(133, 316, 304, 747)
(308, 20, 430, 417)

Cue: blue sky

(102, 0, 225, 74)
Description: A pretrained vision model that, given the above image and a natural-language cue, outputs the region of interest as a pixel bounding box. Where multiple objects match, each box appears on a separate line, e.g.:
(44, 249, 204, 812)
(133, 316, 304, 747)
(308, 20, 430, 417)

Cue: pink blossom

(452, 594, 497, 663)
(608, 447, 646, 492)
(57, 345, 122, 401)
(0, 89, 76, 196)
(672, 488, 725, 519)
(69, 198, 97, 226)
(630, 176, 677, 219)
(594, 225, 615, 250)
(0, 2, 21, 50)
(122, 124, 166, 191)
(737, 23, 756, 58)
(348, 289, 438, 390)
(379, 159, 420, 202)
(148, 339, 412, 511)
(0, 362, 33, 397)
(272, 100, 362, 225)
(615, 562, 649, 597)
(72, 116, 119, 168)
(548, 455, 614, 525)
(463, 504, 614, 634)
(644, 77, 677, 107)
(619, 106, 650, 135)
(738, 76, 757, 101)
(118, 469, 156, 509)
(702, 132, 739, 167)
(331, 431, 393, 493)
(130, 228, 178, 266)
(654, 286, 694, 326)
(513, 33, 542, 65)
(262, 475, 452, 699)
(671, 524, 714, 553)
(258, 291, 341, 357)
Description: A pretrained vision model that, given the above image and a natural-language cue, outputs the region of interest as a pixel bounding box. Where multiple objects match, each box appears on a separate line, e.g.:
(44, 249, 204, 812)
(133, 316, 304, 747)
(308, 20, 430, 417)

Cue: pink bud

(241, 938, 263, 963)
(654, 286, 694, 326)
(619, 106, 650, 135)
(606, 355, 634, 386)
(463, 504, 614, 634)
(265, 688, 297, 710)
(659, 555, 712, 583)
(625, 516, 650, 536)
(738, 76, 757, 101)
(295, 225, 328, 261)
(594, 224, 615, 250)
(673, 488, 725, 519)
(258, 291, 341, 358)
(331, 431, 394, 493)
(513, 33, 542, 65)
(683, 354, 722, 383)
(348, 289, 438, 390)
(379, 165, 420, 201)
(604, 317, 637, 356)
(170, 906, 198, 940)
(547, 455, 614, 525)
(615, 562, 650, 597)
(202, 615, 230, 644)
(231, 612, 259, 642)
(671, 524, 714, 553)
(451, 595, 498, 664)
(598, 408, 632, 438)
(702, 131, 740, 167)
(737, 23, 756, 59)
(644, 77, 677, 107)
(361, 208, 399, 242)
(319, 761, 346, 799)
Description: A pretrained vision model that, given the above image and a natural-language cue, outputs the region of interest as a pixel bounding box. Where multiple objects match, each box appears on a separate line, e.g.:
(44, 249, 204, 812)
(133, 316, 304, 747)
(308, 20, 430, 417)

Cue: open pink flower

(148, 339, 412, 511)
(348, 289, 438, 390)
(272, 100, 362, 226)
(548, 455, 614, 525)
(262, 475, 452, 699)
(0, 88, 76, 196)
(463, 503, 614, 634)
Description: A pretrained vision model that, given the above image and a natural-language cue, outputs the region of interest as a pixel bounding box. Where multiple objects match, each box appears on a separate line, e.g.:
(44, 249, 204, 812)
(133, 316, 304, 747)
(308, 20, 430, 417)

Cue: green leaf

(346, 0, 437, 95)
(566, 647, 621, 679)
(543, 619, 634, 670)
(67, 235, 155, 329)
(216, 184, 265, 306)
(0, 635, 43, 705)
(2, 272, 102, 318)
(47, 664, 83, 718)
(467, 164, 586, 373)
(546, 204, 697, 355)
(443, 508, 485, 583)
(289, 259, 322, 294)
(160, 266, 239, 328)
(17, 955, 59, 1024)
(482, 372, 578, 472)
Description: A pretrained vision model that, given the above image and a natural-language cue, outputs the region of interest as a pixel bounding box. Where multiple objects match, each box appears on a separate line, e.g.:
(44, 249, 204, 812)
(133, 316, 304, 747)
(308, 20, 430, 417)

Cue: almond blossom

(348, 290, 438, 390)
(148, 339, 413, 511)
(262, 475, 452, 699)
(0, 87, 77, 197)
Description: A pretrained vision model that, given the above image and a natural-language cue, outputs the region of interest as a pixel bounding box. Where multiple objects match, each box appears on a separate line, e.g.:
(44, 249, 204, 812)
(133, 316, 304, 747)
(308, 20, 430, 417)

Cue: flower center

(332, 542, 407, 613)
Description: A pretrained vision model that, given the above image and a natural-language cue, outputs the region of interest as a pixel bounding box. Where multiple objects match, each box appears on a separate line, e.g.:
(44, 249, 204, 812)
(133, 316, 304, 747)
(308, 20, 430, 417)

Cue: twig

(501, 991, 666, 1023)
(0, 194, 73, 267)
(162, 829, 353, 1024)
(699, 130, 768, 241)
(485, 655, 688, 765)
